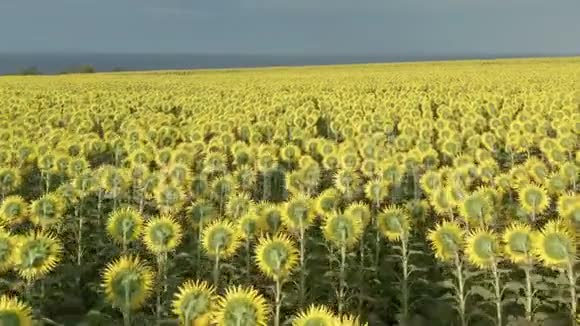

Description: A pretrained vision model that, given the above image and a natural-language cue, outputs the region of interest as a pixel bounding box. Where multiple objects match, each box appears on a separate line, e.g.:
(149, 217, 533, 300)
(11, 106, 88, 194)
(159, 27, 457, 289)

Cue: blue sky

(0, 0, 579, 54)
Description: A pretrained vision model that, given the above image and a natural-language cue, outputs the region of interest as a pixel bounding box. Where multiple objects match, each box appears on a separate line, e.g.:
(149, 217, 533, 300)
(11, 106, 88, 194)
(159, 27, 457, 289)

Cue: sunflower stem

(523, 264, 534, 322)
(245, 237, 252, 277)
(213, 250, 221, 289)
(274, 277, 282, 326)
(156, 253, 167, 323)
(299, 220, 306, 307)
(196, 224, 203, 278)
(97, 189, 103, 226)
(454, 253, 467, 326)
(338, 241, 346, 315)
(76, 201, 83, 266)
(567, 260, 577, 325)
(401, 235, 410, 323)
(491, 261, 502, 326)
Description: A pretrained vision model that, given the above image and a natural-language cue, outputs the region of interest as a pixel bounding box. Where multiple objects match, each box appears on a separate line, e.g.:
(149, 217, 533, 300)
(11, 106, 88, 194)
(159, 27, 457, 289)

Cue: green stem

(567, 261, 577, 325)
(275, 278, 282, 326)
(491, 261, 502, 326)
(76, 202, 83, 266)
(401, 236, 409, 323)
(523, 264, 533, 322)
(299, 221, 306, 307)
(213, 251, 221, 289)
(455, 254, 467, 326)
(156, 253, 167, 323)
(338, 242, 346, 315)
(245, 237, 252, 277)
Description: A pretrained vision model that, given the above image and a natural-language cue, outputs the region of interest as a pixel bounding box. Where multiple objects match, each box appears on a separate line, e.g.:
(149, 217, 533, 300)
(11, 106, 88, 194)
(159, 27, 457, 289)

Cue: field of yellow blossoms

(0, 57, 579, 325)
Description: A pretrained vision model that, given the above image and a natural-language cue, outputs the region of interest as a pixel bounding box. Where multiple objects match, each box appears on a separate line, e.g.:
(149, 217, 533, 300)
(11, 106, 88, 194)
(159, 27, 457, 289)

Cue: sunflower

(323, 212, 363, 248)
(0, 167, 22, 195)
(502, 222, 534, 264)
(427, 221, 465, 262)
(315, 188, 341, 218)
(459, 191, 492, 227)
(99, 166, 129, 195)
(292, 305, 337, 326)
(377, 206, 410, 242)
(534, 220, 575, 268)
(172, 280, 217, 325)
(0, 195, 27, 225)
(430, 187, 454, 216)
(187, 200, 217, 229)
(238, 212, 259, 240)
(72, 171, 98, 197)
(202, 220, 242, 259)
(213, 286, 270, 326)
(364, 179, 389, 205)
(420, 170, 442, 195)
(29, 193, 65, 229)
(14, 232, 62, 281)
(226, 192, 253, 220)
(333, 169, 361, 199)
(154, 181, 185, 214)
(0, 295, 33, 326)
(143, 215, 183, 254)
(518, 184, 550, 216)
(255, 233, 299, 281)
(344, 202, 371, 228)
(281, 194, 315, 231)
(0, 228, 16, 273)
(102, 255, 155, 311)
(465, 229, 501, 269)
(233, 166, 257, 193)
(557, 193, 580, 224)
(257, 203, 283, 234)
(107, 207, 144, 246)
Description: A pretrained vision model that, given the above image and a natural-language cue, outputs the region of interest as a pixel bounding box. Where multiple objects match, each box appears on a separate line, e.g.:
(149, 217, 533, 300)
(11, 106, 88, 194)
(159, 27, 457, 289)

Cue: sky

(0, 0, 579, 55)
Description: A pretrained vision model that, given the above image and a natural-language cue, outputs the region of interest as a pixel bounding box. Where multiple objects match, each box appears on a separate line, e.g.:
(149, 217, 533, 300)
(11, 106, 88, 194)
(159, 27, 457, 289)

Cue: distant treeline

(13, 65, 126, 75)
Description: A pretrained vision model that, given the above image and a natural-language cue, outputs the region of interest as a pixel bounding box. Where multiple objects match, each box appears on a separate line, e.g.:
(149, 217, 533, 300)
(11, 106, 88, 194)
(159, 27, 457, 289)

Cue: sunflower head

(334, 169, 361, 199)
(210, 175, 235, 204)
(238, 212, 259, 240)
(107, 207, 144, 246)
(430, 187, 454, 216)
(315, 188, 341, 218)
(281, 194, 315, 231)
(190, 174, 209, 198)
(29, 193, 65, 229)
(534, 220, 575, 268)
(226, 192, 253, 220)
(377, 206, 410, 242)
(14, 232, 62, 281)
(255, 233, 299, 281)
(459, 191, 492, 227)
(0, 168, 21, 195)
(0, 229, 16, 273)
(257, 204, 283, 234)
(557, 193, 580, 225)
(233, 166, 257, 193)
(427, 221, 465, 262)
(102, 255, 155, 311)
(143, 215, 183, 254)
(323, 212, 363, 248)
(202, 220, 242, 259)
(518, 184, 550, 215)
(186, 200, 217, 229)
(154, 182, 185, 214)
(292, 305, 337, 326)
(364, 179, 389, 205)
(420, 171, 442, 195)
(502, 222, 534, 264)
(344, 202, 371, 228)
(465, 229, 501, 269)
(0, 196, 28, 226)
(99, 166, 129, 194)
(213, 286, 270, 326)
(0, 295, 33, 326)
(172, 280, 216, 325)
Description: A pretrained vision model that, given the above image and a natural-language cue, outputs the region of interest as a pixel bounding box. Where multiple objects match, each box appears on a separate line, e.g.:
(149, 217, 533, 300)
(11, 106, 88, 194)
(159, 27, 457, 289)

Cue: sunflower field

(0, 57, 579, 326)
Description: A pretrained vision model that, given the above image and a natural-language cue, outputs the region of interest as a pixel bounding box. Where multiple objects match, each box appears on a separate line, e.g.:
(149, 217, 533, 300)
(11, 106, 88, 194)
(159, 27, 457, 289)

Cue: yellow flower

(292, 305, 337, 326)
(465, 229, 501, 269)
(102, 255, 155, 311)
(534, 220, 575, 268)
(377, 206, 410, 242)
(427, 221, 464, 262)
(255, 233, 299, 281)
(172, 280, 216, 325)
(202, 220, 242, 259)
(14, 232, 62, 281)
(0, 295, 33, 326)
(142, 215, 183, 254)
(502, 222, 535, 264)
(213, 286, 269, 326)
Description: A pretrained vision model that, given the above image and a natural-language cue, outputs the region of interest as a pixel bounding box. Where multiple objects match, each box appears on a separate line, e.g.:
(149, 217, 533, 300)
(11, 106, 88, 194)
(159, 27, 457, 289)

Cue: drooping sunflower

(102, 255, 155, 311)
(142, 215, 183, 254)
(107, 207, 144, 247)
(533, 220, 575, 268)
(281, 194, 315, 232)
(13, 231, 62, 281)
(502, 222, 535, 264)
(202, 220, 242, 259)
(154, 181, 185, 214)
(427, 221, 465, 262)
(213, 286, 270, 326)
(0, 295, 33, 326)
(315, 188, 341, 219)
(377, 206, 410, 242)
(292, 305, 337, 326)
(257, 203, 283, 234)
(0, 228, 16, 273)
(465, 229, 501, 269)
(226, 192, 253, 220)
(255, 233, 299, 281)
(172, 280, 217, 325)
(323, 212, 363, 248)
(459, 191, 492, 227)
(363, 179, 389, 205)
(28, 193, 65, 229)
(0, 195, 28, 225)
(344, 202, 371, 228)
(518, 184, 550, 216)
